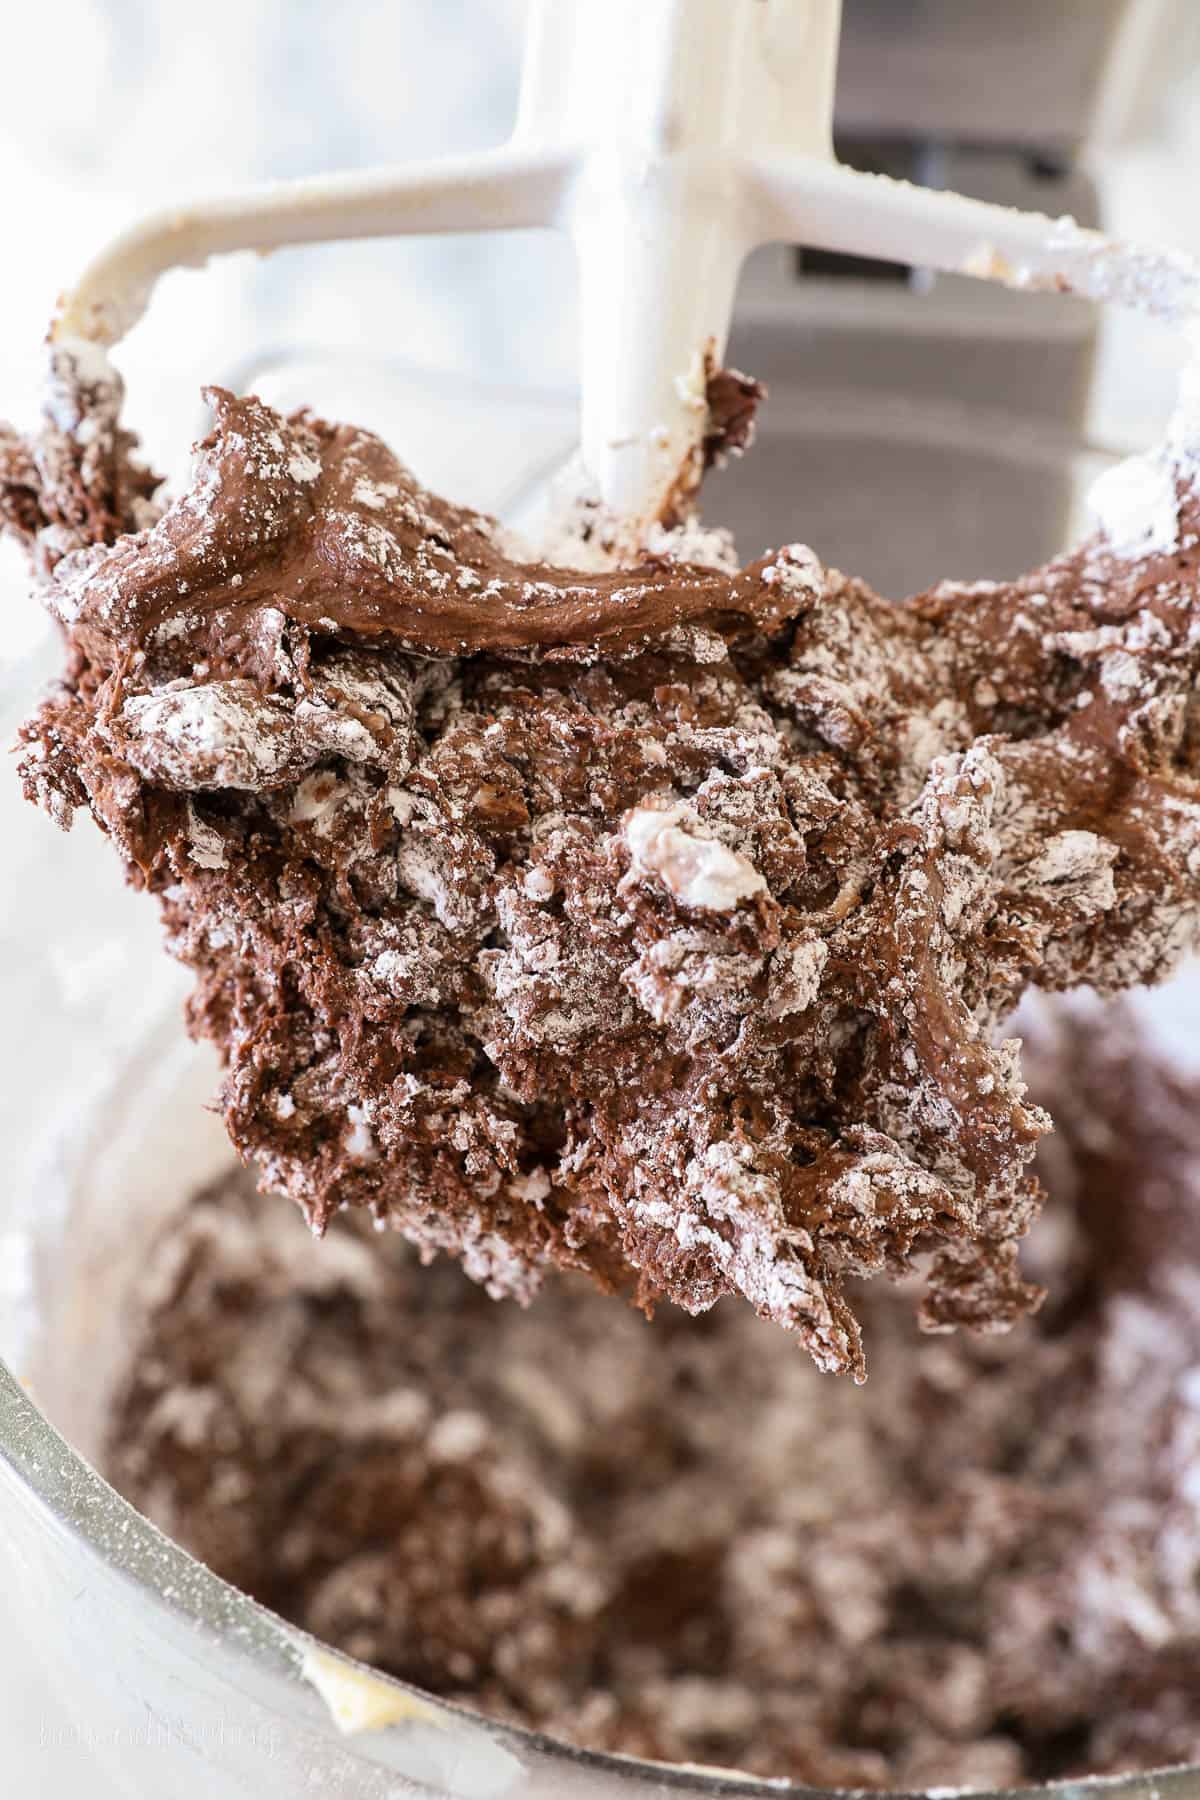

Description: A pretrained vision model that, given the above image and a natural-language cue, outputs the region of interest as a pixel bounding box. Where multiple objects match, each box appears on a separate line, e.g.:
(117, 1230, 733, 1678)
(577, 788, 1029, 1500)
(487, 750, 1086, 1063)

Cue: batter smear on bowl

(4, 343, 1200, 1375)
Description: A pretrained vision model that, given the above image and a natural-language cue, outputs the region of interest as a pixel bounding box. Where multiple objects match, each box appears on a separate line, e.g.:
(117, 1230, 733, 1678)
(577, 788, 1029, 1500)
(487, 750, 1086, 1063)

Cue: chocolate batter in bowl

(7, 960, 1200, 1798)
(7, 354, 1200, 1800)
(89, 994, 1200, 1787)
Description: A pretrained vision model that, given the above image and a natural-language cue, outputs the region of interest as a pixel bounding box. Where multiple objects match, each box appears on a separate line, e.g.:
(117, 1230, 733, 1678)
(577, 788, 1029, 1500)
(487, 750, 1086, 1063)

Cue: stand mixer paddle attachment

(49, 0, 1200, 549)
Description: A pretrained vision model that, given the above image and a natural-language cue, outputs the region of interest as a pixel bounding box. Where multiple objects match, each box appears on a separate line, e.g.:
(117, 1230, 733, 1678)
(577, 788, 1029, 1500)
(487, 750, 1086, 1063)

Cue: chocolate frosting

(58, 388, 796, 665)
(6, 348, 1200, 1375)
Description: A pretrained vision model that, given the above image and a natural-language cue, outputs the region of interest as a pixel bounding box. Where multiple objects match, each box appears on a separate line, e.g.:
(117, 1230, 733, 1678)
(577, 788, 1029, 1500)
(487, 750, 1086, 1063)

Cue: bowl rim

(4, 1355, 1199, 1800)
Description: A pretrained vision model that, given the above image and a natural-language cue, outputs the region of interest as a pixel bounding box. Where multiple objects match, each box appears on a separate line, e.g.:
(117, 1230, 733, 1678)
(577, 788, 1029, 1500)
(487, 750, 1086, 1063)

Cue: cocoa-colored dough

(101, 1004, 1200, 1789)
(6, 345, 1200, 1374)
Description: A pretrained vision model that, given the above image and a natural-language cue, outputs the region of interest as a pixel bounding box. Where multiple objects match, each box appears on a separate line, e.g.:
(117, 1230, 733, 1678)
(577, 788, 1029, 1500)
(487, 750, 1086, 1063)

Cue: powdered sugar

(622, 802, 767, 911)
(643, 513, 740, 573)
(1088, 453, 1181, 558)
(185, 801, 229, 870)
(289, 771, 349, 831)
(759, 542, 825, 601)
(121, 680, 295, 787)
(1042, 215, 1200, 327)
(44, 334, 123, 434)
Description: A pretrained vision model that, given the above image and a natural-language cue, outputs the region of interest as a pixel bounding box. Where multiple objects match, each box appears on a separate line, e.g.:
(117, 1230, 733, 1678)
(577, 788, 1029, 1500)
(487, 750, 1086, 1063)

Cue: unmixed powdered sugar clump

(4, 347, 1200, 1376)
